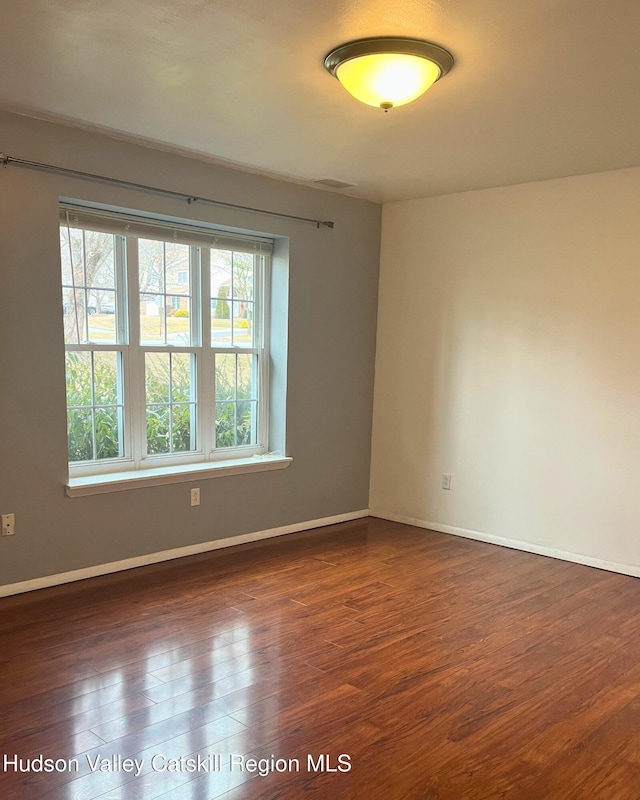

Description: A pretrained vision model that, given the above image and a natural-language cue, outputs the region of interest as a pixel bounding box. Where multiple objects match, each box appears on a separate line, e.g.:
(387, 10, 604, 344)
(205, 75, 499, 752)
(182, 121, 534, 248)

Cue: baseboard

(370, 508, 640, 580)
(0, 509, 369, 598)
(9, 506, 638, 598)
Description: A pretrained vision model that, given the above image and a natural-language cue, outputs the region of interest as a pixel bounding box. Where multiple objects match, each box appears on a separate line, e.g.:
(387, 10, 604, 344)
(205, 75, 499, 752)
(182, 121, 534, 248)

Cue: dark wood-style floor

(2, 518, 640, 799)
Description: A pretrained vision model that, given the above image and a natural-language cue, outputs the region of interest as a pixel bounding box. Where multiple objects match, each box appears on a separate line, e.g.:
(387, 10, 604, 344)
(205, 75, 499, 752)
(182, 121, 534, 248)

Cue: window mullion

(199, 247, 214, 457)
(168, 352, 174, 452)
(253, 252, 262, 451)
(82, 229, 89, 344)
(208, 346, 260, 355)
(90, 351, 97, 461)
(114, 236, 128, 463)
(126, 237, 145, 466)
(258, 253, 270, 453)
(65, 343, 126, 352)
(190, 246, 202, 348)
(115, 234, 127, 344)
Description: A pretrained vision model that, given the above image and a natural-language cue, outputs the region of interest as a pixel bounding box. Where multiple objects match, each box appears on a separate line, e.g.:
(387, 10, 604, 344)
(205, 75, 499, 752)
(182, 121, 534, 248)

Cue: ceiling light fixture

(324, 36, 454, 111)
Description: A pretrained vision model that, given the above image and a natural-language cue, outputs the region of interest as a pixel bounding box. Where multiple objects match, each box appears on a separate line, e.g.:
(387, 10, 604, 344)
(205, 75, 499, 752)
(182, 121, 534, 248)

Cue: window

(60, 205, 273, 479)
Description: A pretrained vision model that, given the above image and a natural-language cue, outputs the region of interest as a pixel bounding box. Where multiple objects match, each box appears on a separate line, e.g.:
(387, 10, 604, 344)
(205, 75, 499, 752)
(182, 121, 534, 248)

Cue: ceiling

(1, 0, 640, 203)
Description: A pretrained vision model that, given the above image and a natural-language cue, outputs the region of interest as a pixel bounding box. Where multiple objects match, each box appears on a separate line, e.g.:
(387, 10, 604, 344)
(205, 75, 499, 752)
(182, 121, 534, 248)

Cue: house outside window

(60, 205, 272, 478)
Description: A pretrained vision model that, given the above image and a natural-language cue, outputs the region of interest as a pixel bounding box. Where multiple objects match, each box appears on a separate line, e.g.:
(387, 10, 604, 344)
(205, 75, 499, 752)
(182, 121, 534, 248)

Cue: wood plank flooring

(2, 517, 640, 799)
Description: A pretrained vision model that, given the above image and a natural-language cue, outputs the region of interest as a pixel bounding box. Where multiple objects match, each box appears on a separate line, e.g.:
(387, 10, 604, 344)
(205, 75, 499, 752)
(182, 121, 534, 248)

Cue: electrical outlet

(190, 488, 200, 507)
(441, 474, 452, 491)
(1, 513, 15, 536)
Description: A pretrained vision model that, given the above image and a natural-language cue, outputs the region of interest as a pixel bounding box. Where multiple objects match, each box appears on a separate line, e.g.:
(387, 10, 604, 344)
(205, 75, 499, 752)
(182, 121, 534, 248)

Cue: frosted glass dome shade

(324, 37, 454, 110)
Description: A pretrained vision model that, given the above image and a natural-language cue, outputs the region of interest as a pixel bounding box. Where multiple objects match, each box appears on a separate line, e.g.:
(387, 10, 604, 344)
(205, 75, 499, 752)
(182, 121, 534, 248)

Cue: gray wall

(0, 110, 380, 587)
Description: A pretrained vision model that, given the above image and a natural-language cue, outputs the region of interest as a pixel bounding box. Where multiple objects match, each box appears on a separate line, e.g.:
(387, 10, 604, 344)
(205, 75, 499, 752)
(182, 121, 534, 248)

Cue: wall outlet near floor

(441, 474, 452, 491)
(190, 488, 201, 507)
(1, 513, 15, 536)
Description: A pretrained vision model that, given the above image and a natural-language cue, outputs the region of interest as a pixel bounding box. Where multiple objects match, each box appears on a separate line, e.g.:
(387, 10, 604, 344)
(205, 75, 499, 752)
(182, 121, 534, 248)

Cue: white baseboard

(370, 508, 640, 580)
(7, 506, 638, 599)
(0, 509, 369, 598)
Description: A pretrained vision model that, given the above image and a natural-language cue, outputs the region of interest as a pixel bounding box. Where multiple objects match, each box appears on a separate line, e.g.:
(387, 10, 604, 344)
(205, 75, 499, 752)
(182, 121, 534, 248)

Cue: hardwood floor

(2, 517, 640, 799)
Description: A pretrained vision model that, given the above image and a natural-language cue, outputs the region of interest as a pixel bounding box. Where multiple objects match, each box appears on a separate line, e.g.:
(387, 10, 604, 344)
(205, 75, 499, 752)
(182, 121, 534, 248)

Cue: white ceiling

(1, 0, 640, 203)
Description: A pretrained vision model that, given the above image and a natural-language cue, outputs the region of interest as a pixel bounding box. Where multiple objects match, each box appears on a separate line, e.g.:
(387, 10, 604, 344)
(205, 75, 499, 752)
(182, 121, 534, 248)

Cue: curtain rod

(0, 153, 335, 229)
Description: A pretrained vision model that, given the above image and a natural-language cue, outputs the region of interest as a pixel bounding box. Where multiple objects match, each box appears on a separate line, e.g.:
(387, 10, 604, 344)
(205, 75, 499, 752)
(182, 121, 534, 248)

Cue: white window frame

(61, 204, 274, 481)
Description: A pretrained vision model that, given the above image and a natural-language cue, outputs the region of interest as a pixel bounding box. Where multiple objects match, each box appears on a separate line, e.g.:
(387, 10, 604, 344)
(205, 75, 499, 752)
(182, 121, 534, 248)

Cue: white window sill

(66, 455, 292, 497)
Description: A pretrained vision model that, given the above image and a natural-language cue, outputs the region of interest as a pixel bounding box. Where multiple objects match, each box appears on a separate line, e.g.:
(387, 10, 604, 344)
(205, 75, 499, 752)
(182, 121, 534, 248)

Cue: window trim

(66, 455, 292, 497)
(61, 204, 276, 480)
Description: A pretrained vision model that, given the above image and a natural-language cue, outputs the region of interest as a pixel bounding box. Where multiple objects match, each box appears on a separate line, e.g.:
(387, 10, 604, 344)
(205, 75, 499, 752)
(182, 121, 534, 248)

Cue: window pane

(172, 404, 195, 452)
(140, 240, 191, 346)
(147, 405, 170, 454)
(145, 353, 196, 455)
(95, 407, 121, 460)
(165, 242, 190, 290)
(140, 294, 166, 344)
(65, 352, 93, 407)
(215, 354, 235, 401)
(59, 226, 86, 287)
(215, 402, 236, 448)
(62, 288, 75, 342)
(60, 227, 73, 285)
(88, 290, 117, 344)
(236, 400, 257, 446)
(60, 228, 113, 292)
(237, 354, 256, 400)
(61, 226, 121, 346)
(94, 291, 117, 315)
(211, 249, 232, 295)
(232, 252, 254, 301)
(167, 297, 191, 345)
(63, 289, 89, 344)
(211, 305, 232, 345)
(213, 354, 258, 449)
(139, 239, 165, 293)
(67, 408, 94, 462)
(93, 352, 118, 405)
(211, 249, 232, 346)
(171, 353, 192, 402)
(145, 353, 170, 403)
(214, 353, 257, 401)
(232, 301, 253, 347)
(165, 243, 191, 345)
(66, 351, 124, 463)
(84, 231, 115, 289)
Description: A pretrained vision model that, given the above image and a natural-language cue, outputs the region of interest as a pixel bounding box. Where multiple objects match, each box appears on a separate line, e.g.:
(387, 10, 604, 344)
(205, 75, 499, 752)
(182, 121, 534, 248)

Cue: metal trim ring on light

(324, 36, 454, 81)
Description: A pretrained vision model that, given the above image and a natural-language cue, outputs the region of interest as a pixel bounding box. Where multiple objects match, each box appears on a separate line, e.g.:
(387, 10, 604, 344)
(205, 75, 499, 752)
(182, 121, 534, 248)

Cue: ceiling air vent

(312, 178, 356, 189)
